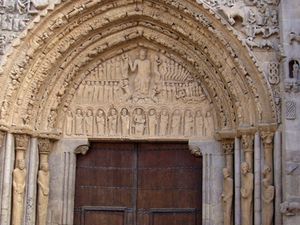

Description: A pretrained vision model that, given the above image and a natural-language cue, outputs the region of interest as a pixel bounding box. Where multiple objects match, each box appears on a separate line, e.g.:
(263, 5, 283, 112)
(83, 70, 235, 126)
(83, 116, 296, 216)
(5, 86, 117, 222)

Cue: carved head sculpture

(149, 109, 156, 116)
(161, 109, 168, 116)
(17, 159, 25, 170)
(263, 166, 271, 178)
(87, 109, 93, 116)
(223, 168, 231, 178)
(136, 108, 142, 115)
(121, 108, 128, 116)
(241, 162, 250, 175)
(196, 110, 202, 117)
(139, 49, 147, 60)
(97, 109, 104, 117)
(110, 108, 117, 116)
(122, 53, 129, 60)
(76, 108, 83, 115)
(173, 109, 181, 117)
(67, 110, 73, 117)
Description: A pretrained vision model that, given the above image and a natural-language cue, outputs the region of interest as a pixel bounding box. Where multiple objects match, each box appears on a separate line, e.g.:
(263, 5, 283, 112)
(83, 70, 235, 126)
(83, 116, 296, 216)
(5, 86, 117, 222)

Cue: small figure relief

(120, 108, 130, 136)
(132, 108, 146, 136)
(95, 109, 106, 136)
(184, 110, 194, 136)
(262, 167, 274, 225)
(75, 108, 84, 135)
(107, 108, 118, 135)
(170, 109, 182, 136)
(130, 49, 152, 96)
(37, 162, 50, 225)
(12, 159, 26, 225)
(222, 168, 233, 225)
(204, 111, 214, 137)
(48, 109, 57, 129)
(241, 162, 253, 225)
(148, 109, 158, 136)
(117, 79, 132, 101)
(65, 110, 73, 136)
(121, 54, 130, 79)
(195, 110, 204, 137)
(85, 109, 94, 136)
(289, 60, 299, 80)
(159, 109, 169, 136)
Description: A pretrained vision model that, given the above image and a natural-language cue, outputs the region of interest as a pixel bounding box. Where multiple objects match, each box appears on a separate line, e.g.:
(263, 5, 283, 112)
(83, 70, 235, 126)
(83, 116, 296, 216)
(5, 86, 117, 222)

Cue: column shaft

(234, 137, 241, 225)
(254, 133, 261, 225)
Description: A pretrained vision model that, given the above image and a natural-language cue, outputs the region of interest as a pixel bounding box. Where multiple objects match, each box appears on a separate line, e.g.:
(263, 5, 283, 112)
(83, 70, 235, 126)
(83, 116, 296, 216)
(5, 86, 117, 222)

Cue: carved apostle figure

(133, 108, 146, 136)
(96, 109, 106, 136)
(37, 162, 50, 225)
(108, 108, 118, 135)
(195, 110, 204, 137)
(120, 108, 130, 136)
(222, 168, 233, 225)
(75, 108, 84, 135)
(160, 109, 169, 136)
(130, 49, 151, 95)
(65, 110, 73, 136)
(292, 61, 299, 79)
(204, 111, 214, 137)
(122, 53, 130, 79)
(148, 109, 158, 136)
(85, 109, 94, 136)
(184, 110, 194, 136)
(12, 159, 26, 225)
(241, 162, 253, 225)
(262, 167, 274, 225)
(171, 110, 181, 136)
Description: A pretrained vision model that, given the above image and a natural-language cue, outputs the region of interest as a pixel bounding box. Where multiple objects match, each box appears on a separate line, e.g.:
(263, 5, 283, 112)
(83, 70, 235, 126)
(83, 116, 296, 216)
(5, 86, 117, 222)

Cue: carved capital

(221, 139, 234, 155)
(261, 131, 274, 150)
(38, 138, 52, 154)
(74, 145, 89, 155)
(189, 145, 201, 157)
(15, 134, 30, 152)
(242, 134, 254, 153)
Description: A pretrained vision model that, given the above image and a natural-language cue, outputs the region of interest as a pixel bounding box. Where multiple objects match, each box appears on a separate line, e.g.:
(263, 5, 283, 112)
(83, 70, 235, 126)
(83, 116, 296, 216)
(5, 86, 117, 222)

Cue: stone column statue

(242, 135, 254, 171)
(262, 167, 274, 225)
(222, 168, 233, 225)
(37, 163, 50, 225)
(37, 139, 52, 225)
(12, 159, 26, 225)
(241, 162, 253, 225)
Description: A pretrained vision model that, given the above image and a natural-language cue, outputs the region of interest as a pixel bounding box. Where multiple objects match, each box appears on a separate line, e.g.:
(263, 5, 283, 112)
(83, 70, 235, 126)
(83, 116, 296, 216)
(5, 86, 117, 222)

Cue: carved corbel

(281, 201, 300, 216)
(189, 145, 201, 158)
(289, 32, 300, 44)
(74, 145, 90, 155)
(242, 134, 254, 171)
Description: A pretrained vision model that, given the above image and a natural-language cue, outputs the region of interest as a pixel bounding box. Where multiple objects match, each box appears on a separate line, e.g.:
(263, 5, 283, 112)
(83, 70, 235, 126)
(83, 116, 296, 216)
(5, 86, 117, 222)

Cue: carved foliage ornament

(38, 138, 52, 154)
(242, 134, 254, 152)
(222, 140, 234, 155)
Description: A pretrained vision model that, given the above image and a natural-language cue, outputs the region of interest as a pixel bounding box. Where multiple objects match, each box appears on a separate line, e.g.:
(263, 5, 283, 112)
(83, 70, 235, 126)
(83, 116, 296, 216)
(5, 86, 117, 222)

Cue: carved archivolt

(0, 0, 277, 138)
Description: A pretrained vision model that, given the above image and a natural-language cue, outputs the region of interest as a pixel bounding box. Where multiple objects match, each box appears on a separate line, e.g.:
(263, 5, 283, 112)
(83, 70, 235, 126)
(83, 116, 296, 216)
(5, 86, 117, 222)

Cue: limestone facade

(0, 0, 298, 225)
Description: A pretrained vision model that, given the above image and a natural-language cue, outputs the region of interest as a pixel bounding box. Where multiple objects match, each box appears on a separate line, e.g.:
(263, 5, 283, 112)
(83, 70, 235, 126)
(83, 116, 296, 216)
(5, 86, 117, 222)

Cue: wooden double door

(74, 142, 202, 225)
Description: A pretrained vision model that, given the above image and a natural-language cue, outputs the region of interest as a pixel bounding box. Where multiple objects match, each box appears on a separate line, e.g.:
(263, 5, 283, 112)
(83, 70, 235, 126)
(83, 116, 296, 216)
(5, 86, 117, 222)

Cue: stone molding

(74, 145, 89, 155)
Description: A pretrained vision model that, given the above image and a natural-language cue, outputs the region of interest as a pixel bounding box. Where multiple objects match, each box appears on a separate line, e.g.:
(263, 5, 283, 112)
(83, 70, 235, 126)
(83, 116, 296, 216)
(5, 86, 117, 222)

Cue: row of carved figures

(75, 79, 205, 104)
(88, 54, 191, 82)
(65, 107, 214, 137)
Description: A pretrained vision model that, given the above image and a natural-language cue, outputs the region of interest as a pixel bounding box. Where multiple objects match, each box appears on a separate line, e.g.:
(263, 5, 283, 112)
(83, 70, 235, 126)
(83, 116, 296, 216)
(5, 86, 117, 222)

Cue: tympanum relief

(63, 49, 215, 139)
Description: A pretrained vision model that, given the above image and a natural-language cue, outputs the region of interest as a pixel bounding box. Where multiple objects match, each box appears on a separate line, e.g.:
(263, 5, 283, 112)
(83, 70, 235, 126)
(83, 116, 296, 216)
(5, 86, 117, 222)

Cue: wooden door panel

(74, 142, 202, 225)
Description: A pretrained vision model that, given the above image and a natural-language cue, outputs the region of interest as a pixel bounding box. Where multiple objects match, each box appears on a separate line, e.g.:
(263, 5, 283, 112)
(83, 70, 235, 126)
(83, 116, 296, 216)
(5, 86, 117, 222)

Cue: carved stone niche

(63, 48, 216, 140)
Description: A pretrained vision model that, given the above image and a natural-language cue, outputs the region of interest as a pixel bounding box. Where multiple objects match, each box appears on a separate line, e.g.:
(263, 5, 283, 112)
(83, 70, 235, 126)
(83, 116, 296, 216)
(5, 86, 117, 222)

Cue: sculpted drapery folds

(241, 162, 254, 225)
